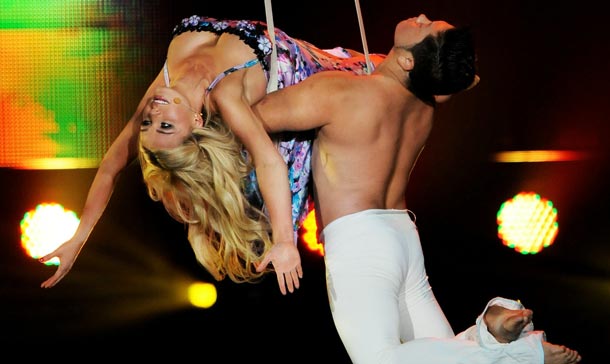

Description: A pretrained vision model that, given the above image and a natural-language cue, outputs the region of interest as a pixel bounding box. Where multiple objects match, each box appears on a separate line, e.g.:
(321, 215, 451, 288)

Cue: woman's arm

(213, 72, 302, 295)
(39, 118, 140, 287)
(39, 72, 166, 288)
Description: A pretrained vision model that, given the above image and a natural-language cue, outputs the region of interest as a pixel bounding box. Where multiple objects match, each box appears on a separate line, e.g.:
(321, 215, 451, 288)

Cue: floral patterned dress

(172, 15, 383, 235)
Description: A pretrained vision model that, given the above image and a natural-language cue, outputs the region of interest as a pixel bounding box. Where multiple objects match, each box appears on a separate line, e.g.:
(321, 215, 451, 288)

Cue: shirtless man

(253, 13, 581, 364)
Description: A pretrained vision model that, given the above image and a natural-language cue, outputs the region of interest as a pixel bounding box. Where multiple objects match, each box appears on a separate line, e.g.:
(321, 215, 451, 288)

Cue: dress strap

(205, 58, 260, 95)
(163, 60, 171, 87)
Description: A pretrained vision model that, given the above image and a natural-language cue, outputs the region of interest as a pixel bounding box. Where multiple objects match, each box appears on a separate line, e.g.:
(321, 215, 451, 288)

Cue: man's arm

(252, 71, 340, 133)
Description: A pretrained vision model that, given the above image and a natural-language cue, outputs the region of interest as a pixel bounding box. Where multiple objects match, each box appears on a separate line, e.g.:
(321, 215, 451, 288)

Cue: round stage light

(20, 203, 80, 265)
(188, 282, 217, 309)
(497, 192, 558, 254)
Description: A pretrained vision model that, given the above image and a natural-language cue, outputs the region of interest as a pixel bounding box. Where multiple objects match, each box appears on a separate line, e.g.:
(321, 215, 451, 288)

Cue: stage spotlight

(20, 202, 79, 264)
(188, 282, 217, 309)
(497, 192, 558, 254)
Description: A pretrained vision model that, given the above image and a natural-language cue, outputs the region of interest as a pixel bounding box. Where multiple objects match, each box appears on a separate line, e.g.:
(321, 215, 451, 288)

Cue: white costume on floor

(321, 209, 545, 364)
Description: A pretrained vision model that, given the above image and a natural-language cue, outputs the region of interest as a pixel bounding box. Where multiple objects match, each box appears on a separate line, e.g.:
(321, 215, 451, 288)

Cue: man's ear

(398, 51, 414, 72)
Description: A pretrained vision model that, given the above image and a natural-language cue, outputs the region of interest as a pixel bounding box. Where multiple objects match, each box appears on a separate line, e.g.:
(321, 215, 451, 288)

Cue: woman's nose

(150, 101, 161, 113)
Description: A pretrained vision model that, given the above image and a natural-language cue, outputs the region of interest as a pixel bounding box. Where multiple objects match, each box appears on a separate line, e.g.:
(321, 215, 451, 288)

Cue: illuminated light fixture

(301, 209, 324, 256)
(187, 282, 217, 309)
(497, 192, 558, 254)
(16, 158, 100, 170)
(20, 203, 80, 265)
(492, 150, 590, 163)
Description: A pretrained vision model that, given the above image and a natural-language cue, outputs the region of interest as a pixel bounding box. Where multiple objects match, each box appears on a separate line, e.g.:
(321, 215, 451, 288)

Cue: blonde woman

(39, 16, 383, 295)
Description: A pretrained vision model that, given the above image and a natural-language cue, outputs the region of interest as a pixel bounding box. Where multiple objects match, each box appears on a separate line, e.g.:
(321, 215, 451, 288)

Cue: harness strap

(354, 0, 373, 74)
(264, 0, 279, 93)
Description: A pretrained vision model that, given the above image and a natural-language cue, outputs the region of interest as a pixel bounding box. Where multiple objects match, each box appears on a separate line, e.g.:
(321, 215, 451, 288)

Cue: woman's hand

(38, 237, 85, 288)
(256, 241, 303, 295)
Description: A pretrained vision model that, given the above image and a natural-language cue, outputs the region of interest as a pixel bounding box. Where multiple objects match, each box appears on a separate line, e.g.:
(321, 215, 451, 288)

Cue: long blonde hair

(138, 116, 273, 283)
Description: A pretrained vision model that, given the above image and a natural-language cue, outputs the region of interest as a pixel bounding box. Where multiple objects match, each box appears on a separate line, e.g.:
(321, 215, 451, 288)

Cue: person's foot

(484, 304, 533, 343)
(543, 342, 581, 364)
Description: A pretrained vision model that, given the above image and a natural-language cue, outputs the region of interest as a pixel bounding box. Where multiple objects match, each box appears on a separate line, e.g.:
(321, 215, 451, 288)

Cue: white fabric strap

(354, 0, 373, 74)
(264, 0, 279, 93)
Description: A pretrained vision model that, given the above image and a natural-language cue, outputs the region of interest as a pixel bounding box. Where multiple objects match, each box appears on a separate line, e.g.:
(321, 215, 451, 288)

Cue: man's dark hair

(407, 27, 476, 105)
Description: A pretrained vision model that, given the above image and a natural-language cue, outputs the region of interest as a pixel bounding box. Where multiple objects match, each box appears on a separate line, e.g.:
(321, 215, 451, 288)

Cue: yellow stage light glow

(187, 282, 217, 309)
(301, 209, 324, 256)
(492, 150, 591, 163)
(20, 202, 80, 265)
(497, 192, 558, 254)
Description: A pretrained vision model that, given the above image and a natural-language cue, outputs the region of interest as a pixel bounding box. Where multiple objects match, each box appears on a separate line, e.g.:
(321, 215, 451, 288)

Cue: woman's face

(140, 86, 202, 150)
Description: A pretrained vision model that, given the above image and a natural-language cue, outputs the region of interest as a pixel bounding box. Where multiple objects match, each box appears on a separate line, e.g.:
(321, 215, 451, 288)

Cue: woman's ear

(194, 113, 204, 127)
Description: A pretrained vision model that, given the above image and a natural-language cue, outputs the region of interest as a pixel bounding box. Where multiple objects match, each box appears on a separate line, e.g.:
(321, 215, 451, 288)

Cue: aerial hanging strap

(264, 0, 373, 86)
(264, 0, 279, 93)
(354, 0, 373, 74)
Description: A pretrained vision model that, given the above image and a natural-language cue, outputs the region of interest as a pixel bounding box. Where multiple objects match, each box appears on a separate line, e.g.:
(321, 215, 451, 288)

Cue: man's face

(394, 14, 454, 46)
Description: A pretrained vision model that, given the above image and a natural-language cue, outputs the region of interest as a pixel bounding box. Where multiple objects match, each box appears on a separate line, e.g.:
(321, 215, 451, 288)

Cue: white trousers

(322, 209, 544, 364)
